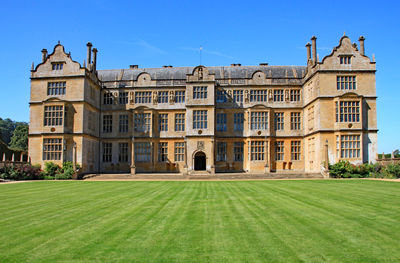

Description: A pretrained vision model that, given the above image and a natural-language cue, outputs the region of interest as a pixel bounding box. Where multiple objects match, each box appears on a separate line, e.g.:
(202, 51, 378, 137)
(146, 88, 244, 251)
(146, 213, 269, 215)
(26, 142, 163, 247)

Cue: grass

(0, 180, 399, 262)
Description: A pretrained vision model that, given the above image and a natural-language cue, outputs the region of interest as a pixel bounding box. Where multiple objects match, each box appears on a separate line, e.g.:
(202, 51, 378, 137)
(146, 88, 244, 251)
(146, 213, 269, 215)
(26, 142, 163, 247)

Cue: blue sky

(0, 0, 399, 152)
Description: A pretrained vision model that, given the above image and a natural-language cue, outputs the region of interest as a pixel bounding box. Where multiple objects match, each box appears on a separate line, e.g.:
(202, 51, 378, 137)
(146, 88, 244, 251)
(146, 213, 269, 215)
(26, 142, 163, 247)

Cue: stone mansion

(28, 35, 377, 175)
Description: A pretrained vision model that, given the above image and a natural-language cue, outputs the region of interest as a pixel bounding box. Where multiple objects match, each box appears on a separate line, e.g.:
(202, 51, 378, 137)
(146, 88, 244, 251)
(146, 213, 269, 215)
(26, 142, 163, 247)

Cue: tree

(9, 124, 28, 151)
(0, 118, 16, 144)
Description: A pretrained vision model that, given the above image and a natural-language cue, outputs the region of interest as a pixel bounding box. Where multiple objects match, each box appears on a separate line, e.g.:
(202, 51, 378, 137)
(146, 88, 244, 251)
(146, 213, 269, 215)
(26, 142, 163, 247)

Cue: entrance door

(194, 152, 206, 170)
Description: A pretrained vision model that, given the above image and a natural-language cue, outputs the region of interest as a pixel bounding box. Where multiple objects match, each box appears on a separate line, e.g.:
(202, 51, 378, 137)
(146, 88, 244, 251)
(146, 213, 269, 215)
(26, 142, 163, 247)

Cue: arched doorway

(194, 152, 206, 171)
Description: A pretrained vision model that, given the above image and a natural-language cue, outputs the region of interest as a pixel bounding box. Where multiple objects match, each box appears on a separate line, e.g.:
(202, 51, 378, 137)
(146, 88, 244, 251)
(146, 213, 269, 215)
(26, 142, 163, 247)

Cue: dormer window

(52, 62, 64, 70)
(339, 56, 351, 64)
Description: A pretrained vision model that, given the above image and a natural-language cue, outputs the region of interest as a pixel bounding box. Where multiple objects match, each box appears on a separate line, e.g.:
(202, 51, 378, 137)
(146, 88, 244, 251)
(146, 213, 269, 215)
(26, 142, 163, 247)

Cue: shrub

(43, 162, 61, 177)
(329, 161, 352, 178)
(383, 164, 400, 179)
(329, 161, 400, 179)
(54, 162, 81, 180)
(0, 164, 42, 180)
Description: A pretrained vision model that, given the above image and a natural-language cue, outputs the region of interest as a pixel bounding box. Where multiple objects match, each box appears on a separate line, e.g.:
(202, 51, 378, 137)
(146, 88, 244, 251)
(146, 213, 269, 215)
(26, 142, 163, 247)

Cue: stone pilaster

(130, 137, 136, 175)
(210, 138, 215, 175)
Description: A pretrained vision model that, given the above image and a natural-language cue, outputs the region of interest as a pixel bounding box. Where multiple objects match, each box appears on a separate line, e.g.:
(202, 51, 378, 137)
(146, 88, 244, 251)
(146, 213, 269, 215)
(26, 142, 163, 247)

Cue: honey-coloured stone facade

(28, 35, 378, 176)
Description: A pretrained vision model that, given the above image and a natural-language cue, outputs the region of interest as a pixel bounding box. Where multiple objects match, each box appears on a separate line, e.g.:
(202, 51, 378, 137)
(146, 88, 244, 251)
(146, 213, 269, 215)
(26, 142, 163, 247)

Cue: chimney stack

(305, 42, 311, 61)
(359, 36, 365, 56)
(86, 42, 92, 68)
(92, 48, 98, 72)
(41, 49, 47, 62)
(129, 65, 138, 69)
(311, 36, 317, 64)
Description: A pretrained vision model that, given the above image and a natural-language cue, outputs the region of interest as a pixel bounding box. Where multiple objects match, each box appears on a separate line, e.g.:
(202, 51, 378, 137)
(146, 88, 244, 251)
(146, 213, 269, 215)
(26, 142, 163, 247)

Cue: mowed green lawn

(0, 180, 399, 262)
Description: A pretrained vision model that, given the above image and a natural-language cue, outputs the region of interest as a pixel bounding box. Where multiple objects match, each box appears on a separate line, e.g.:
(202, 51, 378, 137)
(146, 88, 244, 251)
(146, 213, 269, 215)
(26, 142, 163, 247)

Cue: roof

(97, 65, 307, 82)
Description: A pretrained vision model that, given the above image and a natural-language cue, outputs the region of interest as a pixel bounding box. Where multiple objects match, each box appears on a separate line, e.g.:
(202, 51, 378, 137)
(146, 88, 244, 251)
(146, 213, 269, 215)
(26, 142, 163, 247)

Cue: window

(234, 142, 244, 161)
(193, 110, 207, 129)
(44, 106, 63, 126)
(102, 142, 112, 162)
(290, 90, 300, 102)
(290, 112, 301, 130)
(158, 142, 168, 162)
(216, 89, 228, 103)
(337, 76, 356, 90)
(340, 135, 360, 158)
(43, 138, 62, 160)
(233, 90, 243, 103)
(234, 113, 244, 131)
(216, 113, 227, 132)
(336, 101, 360, 122)
(119, 92, 128, 104)
(47, 82, 66, 96)
(175, 113, 185, 131)
(103, 115, 112, 133)
(274, 112, 284, 131)
(250, 141, 264, 161)
(250, 90, 268, 102)
(275, 141, 284, 161)
(174, 142, 185, 162)
(340, 56, 351, 64)
(291, 141, 301, 161)
(103, 93, 113, 105)
(135, 142, 151, 162)
(159, 114, 168, 131)
(193, 86, 207, 99)
(273, 90, 284, 102)
(175, 91, 185, 103)
(119, 114, 128, 133)
(134, 113, 151, 132)
(119, 143, 128, 162)
(250, 112, 268, 130)
(158, 91, 168, 103)
(308, 106, 314, 131)
(217, 142, 227, 161)
(52, 63, 63, 70)
(135, 91, 152, 103)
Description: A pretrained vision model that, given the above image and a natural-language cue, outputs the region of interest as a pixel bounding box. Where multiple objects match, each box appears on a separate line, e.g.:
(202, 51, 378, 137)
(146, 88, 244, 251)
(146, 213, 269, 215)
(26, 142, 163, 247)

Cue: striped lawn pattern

(0, 180, 399, 262)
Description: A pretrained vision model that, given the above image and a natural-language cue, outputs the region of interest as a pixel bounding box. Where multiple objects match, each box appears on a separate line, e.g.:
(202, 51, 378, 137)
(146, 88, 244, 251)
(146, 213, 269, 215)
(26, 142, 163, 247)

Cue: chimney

(129, 65, 138, 69)
(359, 36, 365, 56)
(92, 48, 98, 71)
(305, 42, 311, 61)
(86, 42, 92, 67)
(259, 63, 269, 66)
(311, 36, 317, 64)
(41, 49, 47, 62)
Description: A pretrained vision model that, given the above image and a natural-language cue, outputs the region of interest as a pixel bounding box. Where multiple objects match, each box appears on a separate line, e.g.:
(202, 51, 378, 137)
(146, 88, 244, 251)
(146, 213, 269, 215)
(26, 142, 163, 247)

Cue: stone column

(210, 138, 215, 175)
(130, 137, 136, 175)
(152, 142, 156, 170)
(73, 142, 77, 179)
(311, 36, 317, 65)
(359, 36, 365, 56)
(264, 138, 269, 173)
(324, 139, 329, 170)
(183, 138, 188, 175)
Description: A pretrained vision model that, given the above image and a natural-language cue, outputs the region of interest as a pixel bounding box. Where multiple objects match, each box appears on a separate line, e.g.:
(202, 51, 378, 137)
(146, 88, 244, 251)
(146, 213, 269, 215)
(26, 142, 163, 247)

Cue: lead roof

(97, 65, 307, 82)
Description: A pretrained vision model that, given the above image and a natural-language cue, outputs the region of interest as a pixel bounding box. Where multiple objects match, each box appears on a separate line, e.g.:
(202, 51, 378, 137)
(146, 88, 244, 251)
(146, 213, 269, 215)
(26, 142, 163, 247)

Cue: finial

(83, 60, 86, 68)
(58, 40, 60, 44)
(343, 32, 346, 36)
(31, 62, 34, 71)
(372, 53, 375, 62)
